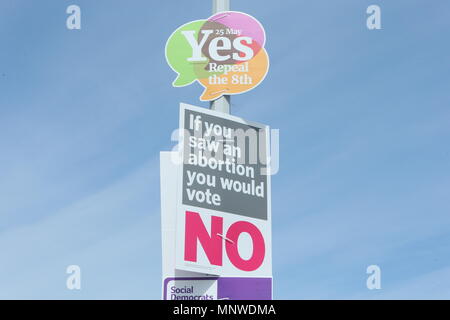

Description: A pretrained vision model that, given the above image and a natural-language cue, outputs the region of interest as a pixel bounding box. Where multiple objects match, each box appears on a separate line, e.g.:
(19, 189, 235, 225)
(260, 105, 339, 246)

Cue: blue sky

(1, 0, 449, 299)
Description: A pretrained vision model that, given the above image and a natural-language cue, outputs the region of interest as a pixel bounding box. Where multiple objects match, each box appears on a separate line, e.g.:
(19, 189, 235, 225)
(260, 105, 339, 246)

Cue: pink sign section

(208, 11, 266, 48)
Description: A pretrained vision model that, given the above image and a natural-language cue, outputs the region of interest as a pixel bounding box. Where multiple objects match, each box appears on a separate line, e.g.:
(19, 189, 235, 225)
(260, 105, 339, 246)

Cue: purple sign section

(163, 277, 272, 300)
(218, 277, 272, 300)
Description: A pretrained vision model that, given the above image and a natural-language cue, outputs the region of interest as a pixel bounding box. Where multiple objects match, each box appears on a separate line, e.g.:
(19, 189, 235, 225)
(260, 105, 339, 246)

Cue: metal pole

(210, 0, 231, 114)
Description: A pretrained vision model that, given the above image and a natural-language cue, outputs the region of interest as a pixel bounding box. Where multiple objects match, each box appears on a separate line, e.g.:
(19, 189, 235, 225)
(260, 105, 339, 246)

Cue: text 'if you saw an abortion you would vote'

(181, 110, 268, 220)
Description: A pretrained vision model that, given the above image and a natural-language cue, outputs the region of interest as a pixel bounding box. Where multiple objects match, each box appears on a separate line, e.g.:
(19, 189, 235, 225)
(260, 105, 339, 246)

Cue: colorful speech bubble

(165, 11, 269, 101)
(166, 20, 208, 87)
(198, 48, 269, 101)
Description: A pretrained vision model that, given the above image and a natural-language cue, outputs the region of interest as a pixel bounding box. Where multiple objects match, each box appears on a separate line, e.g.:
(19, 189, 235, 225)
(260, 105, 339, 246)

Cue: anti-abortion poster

(175, 103, 272, 277)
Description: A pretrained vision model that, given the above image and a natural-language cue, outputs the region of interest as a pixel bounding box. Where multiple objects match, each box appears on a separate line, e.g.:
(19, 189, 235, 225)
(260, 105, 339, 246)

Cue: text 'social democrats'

(170, 285, 214, 300)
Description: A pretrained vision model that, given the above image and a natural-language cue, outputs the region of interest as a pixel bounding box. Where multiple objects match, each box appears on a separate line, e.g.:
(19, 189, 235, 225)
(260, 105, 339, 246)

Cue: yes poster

(166, 12, 269, 101)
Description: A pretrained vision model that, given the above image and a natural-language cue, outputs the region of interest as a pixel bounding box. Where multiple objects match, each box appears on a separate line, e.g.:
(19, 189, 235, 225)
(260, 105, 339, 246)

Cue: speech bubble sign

(165, 11, 269, 101)
(198, 48, 269, 101)
(165, 20, 209, 87)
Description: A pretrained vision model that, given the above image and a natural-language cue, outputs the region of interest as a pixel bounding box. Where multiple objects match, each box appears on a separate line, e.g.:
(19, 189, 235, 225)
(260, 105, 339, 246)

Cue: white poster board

(174, 103, 272, 278)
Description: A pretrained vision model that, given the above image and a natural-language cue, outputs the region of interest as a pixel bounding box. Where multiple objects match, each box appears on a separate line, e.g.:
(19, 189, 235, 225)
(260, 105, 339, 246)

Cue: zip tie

(217, 233, 234, 244)
(210, 88, 229, 96)
(211, 14, 230, 22)
(217, 139, 234, 142)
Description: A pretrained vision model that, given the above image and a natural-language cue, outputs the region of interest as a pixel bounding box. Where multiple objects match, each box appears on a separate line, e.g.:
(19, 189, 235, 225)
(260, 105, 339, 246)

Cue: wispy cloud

(0, 158, 161, 299)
